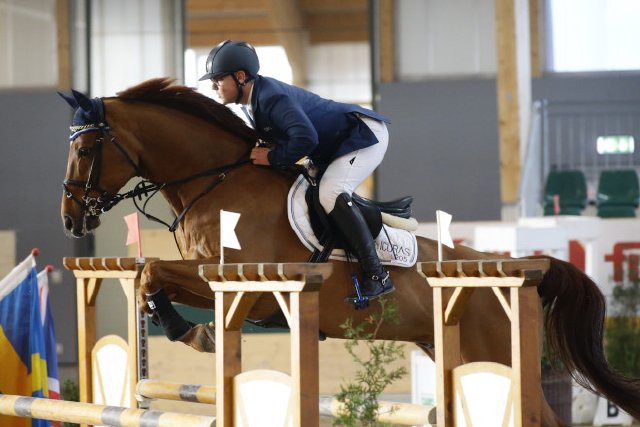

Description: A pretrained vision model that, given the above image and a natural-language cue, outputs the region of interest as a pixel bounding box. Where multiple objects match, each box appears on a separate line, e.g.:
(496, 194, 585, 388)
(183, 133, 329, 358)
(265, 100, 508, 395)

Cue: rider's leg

(330, 192, 395, 299)
(319, 116, 394, 300)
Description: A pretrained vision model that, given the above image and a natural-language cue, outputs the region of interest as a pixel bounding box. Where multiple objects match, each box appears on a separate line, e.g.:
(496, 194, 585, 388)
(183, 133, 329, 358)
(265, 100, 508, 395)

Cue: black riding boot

(330, 193, 395, 302)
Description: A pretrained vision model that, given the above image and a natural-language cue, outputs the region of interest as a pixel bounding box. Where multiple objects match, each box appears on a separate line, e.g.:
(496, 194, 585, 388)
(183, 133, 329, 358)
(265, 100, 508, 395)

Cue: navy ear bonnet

(58, 89, 108, 140)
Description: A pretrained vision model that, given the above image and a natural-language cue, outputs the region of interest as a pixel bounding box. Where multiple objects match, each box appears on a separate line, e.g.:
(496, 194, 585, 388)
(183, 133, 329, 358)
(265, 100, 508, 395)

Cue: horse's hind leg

(140, 259, 217, 353)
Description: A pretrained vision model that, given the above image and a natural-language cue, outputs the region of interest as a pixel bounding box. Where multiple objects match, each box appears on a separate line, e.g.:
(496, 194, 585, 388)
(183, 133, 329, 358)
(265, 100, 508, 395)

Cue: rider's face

(211, 74, 236, 105)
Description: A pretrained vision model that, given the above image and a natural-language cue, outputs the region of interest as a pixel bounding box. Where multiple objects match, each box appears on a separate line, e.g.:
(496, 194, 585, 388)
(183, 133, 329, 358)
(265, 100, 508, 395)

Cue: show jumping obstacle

(418, 258, 549, 427)
(0, 256, 549, 426)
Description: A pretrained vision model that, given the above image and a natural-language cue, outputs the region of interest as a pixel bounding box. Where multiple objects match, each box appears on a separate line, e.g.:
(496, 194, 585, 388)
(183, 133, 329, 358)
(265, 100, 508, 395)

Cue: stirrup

(345, 272, 395, 310)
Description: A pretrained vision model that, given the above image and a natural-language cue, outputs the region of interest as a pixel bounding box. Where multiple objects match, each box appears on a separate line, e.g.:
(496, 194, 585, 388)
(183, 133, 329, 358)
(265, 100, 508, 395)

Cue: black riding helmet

(199, 40, 260, 103)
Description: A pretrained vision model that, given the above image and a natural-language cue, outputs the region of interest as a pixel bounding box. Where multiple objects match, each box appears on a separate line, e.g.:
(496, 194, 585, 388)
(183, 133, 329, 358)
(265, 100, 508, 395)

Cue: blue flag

(0, 254, 51, 427)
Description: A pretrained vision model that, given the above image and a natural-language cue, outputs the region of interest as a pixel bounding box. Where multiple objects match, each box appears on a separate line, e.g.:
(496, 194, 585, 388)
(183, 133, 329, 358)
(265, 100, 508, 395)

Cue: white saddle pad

(287, 175, 418, 268)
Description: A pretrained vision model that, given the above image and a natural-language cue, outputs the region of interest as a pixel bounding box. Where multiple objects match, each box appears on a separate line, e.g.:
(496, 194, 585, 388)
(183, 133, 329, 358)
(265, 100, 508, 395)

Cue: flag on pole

(0, 253, 50, 427)
(436, 210, 454, 262)
(124, 212, 142, 257)
(220, 210, 241, 250)
(220, 210, 241, 265)
(37, 268, 60, 400)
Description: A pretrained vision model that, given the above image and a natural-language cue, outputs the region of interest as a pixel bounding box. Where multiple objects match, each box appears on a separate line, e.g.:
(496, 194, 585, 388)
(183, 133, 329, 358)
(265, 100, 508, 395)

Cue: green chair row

(543, 169, 639, 218)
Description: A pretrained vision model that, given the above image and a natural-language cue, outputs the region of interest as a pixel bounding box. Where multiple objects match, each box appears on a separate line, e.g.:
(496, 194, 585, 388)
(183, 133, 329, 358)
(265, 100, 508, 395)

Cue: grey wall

(377, 73, 640, 222)
(533, 73, 640, 102)
(0, 89, 89, 366)
(378, 79, 502, 221)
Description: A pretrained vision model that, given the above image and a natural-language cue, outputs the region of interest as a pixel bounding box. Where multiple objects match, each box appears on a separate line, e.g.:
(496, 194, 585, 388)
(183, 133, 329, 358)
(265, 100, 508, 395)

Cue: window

(548, 0, 640, 72)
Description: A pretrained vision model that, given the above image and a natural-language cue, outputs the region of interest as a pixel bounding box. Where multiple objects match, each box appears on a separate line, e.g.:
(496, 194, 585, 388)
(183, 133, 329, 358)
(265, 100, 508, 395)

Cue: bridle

(63, 120, 251, 233)
(63, 122, 140, 217)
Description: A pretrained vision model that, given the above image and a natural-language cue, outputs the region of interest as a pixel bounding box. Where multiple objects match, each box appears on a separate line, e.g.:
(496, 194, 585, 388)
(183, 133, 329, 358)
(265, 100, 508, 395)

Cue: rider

(199, 40, 394, 302)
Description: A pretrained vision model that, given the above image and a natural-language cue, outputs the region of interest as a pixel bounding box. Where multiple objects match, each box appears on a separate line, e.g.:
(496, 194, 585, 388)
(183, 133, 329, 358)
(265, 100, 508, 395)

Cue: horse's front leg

(139, 259, 218, 353)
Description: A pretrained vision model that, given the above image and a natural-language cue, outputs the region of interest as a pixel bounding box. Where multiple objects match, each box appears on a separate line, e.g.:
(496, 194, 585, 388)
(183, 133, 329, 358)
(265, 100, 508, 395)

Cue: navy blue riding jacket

(249, 75, 390, 168)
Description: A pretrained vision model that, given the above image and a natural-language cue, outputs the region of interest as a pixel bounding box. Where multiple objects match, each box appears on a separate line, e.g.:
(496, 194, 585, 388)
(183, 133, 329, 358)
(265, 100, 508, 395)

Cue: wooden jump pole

(0, 394, 215, 427)
(418, 258, 549, 427)
(199, 262, 332, 427)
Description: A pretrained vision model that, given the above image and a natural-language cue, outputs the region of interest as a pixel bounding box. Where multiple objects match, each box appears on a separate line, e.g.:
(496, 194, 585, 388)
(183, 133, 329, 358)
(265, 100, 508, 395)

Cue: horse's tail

(534, 255, 640, 419)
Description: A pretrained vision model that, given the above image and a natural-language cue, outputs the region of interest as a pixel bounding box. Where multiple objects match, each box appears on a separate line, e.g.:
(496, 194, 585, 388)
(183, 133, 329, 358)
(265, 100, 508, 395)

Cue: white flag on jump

(220, 210, 241, 250)
(436, 210, 454, 249)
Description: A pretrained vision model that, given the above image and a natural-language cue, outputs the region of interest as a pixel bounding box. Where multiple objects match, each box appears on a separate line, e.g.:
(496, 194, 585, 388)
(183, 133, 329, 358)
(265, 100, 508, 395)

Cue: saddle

(304, 176, 413, 262)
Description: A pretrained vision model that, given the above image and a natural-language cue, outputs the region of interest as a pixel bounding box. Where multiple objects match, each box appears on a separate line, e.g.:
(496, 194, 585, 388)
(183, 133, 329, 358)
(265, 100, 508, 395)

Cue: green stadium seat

(596, 169, 640, 218)
(543, 170, 588, 216)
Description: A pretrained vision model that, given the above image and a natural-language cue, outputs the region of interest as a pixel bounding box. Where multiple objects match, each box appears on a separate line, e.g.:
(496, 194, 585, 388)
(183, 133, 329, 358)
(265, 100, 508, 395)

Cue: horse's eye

(78, 147, 92, 157)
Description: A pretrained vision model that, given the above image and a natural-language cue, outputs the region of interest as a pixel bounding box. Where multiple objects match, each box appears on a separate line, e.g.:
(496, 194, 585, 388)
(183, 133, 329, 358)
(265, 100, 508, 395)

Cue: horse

(59, 78, 640, 426)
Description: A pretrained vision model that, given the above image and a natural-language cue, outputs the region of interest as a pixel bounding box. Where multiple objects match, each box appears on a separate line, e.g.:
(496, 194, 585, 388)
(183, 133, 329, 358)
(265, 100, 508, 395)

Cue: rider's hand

(250, 146, 271, 166)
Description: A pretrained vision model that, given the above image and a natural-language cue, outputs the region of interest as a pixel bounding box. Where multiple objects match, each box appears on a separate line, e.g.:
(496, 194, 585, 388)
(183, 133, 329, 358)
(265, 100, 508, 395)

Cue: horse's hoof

(179, 322, 216, 353)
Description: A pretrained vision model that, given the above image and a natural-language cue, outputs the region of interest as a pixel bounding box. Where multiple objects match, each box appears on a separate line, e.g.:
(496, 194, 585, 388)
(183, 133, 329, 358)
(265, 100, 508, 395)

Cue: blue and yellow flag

(0, 253, 50, 427)
(37, 267, 61, 427)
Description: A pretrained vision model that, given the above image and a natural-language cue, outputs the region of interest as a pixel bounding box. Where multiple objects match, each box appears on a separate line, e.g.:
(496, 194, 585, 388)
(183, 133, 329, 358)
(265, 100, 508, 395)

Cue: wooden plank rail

(419, 258, 549, 289)
(0, 394, 215, 427)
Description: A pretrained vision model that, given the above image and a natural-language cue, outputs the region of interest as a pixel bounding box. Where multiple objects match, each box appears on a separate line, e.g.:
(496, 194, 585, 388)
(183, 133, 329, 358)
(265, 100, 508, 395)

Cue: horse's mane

(115, 77, 258, 143)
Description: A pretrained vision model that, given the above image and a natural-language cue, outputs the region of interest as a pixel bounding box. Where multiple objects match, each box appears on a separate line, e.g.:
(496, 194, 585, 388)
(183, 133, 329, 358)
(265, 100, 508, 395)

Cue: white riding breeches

(318, 116, 389, 213)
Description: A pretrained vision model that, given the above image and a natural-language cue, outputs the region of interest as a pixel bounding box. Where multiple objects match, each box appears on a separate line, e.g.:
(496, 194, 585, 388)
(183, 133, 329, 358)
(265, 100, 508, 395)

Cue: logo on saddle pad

(287, 176, 418, 268)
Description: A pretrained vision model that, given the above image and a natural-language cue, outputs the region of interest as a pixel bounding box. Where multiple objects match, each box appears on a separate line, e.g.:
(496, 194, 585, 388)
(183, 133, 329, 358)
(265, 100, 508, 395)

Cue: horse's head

(59, 90, 140, 237)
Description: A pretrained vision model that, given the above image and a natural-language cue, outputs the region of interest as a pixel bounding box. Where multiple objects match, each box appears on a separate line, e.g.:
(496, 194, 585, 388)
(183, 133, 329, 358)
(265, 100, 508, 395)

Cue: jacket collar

(251, 75, 263, 114)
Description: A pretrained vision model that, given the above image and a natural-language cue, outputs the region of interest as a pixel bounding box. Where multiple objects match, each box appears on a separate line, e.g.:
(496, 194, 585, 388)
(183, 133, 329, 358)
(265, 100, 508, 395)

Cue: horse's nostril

(64, 215, 74, 231)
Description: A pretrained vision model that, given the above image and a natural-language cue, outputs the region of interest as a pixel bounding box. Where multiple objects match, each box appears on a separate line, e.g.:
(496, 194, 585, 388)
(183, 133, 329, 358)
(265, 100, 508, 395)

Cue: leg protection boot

(330, 193, 395, 301)
(147, 288, 193, 341)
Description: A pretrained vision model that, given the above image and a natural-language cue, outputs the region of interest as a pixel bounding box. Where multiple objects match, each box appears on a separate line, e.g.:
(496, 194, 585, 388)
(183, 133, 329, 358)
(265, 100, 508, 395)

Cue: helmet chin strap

(231, 73, 255, 104)
(231, 74, 247, 104)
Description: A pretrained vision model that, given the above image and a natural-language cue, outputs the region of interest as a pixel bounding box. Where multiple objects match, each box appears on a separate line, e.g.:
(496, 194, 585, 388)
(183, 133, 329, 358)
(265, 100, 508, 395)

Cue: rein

(63, 124, 251, 233)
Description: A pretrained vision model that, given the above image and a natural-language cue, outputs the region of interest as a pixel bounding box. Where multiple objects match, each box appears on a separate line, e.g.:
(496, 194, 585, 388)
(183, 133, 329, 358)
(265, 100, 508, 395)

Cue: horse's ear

(71, 89, 93, 112)
(58, 91, 79, 109)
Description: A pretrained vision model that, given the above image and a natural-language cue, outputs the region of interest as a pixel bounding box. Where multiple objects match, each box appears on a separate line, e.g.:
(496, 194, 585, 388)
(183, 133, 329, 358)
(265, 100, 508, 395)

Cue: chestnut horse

(59, 78, 639, 425)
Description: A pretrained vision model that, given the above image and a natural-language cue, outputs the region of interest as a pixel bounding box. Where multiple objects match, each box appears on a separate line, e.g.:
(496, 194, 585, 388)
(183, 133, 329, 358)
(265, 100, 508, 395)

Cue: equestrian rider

(199, 40, 395, 303)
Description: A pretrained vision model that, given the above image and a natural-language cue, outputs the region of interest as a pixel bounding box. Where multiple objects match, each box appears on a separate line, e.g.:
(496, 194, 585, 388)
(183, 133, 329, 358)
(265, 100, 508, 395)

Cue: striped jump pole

(135, 379, 435, 426)
(319, 396, 436, 426)
(0, 394, 215, 427)
(136, 379, 216, 405)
